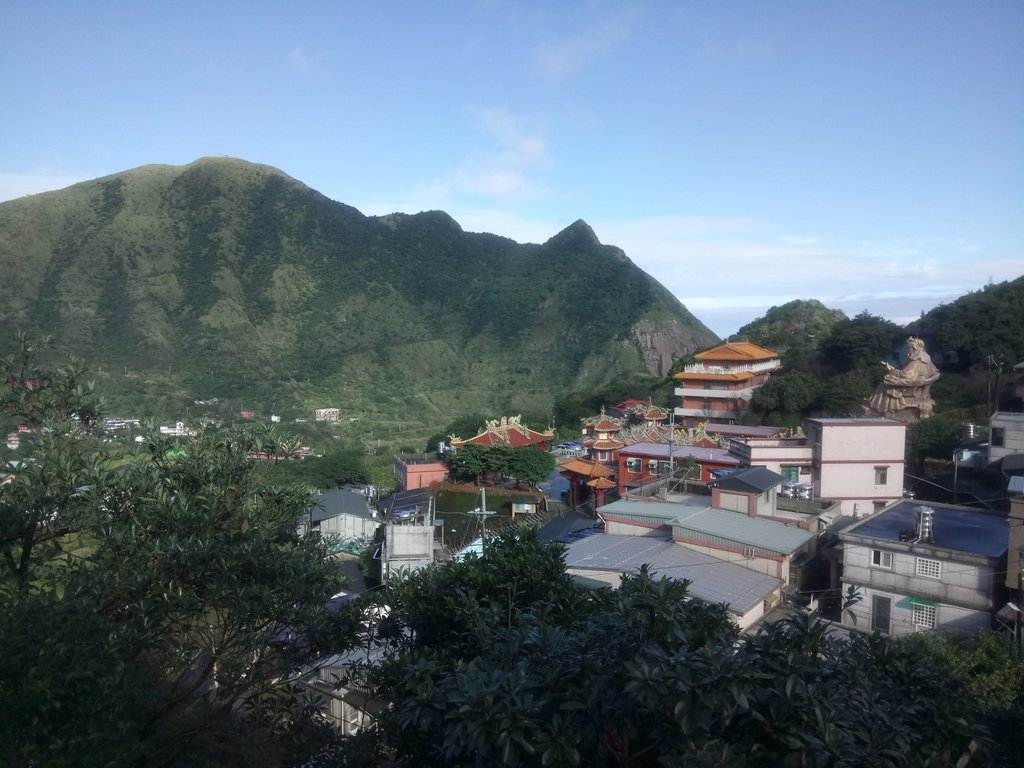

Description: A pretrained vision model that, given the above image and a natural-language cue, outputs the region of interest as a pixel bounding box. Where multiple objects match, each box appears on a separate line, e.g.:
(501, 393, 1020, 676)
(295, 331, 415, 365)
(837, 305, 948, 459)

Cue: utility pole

(469, 486, 496, 555)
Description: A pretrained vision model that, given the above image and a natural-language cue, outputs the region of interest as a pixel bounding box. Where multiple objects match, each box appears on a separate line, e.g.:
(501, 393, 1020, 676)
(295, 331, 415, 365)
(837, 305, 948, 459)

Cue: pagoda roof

(585, 438, 625, 451)
(693, 341, 778, 362)
(675, 371, 757, 382)
(587, 477, 616, 490)
(560, 458, 614, 479)
(450, 415, 553, 448)
(581, 412, 624, 432)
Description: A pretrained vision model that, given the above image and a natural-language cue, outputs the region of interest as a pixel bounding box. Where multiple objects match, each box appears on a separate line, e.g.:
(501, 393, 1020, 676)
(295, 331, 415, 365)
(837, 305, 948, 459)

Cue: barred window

(912, 603, 937, 629)
(915, 558, 941, 579)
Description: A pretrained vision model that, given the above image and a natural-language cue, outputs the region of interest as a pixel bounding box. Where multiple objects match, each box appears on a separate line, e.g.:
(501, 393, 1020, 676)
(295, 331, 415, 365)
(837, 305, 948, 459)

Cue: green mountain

(732, 299, 847, 351)
(0, 157, 716, 440)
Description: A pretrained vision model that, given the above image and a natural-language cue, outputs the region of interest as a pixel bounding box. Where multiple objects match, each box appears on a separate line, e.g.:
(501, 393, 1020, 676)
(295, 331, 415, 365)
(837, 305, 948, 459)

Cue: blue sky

(2, 1, 1021, 337)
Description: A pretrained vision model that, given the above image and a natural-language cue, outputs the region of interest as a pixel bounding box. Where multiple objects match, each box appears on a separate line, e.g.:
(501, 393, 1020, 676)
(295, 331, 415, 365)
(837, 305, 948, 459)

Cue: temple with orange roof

(580, 409, 626, 464)
(559, 456, 616, 510)
(673, 341, 781, 426)
(449, 415, 554, 450)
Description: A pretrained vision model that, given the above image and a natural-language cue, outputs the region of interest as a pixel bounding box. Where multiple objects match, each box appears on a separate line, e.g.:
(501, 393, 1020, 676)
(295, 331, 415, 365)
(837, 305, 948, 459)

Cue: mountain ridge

(0, 157, 717, 437)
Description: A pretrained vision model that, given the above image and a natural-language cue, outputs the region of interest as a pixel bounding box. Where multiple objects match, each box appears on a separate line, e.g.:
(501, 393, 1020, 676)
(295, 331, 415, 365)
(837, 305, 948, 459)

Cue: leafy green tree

(335, 528, 989, 768)
(446, 443, 489, 483)
(506, 446, 556, 487)
(749, 370, 822, 425)
(266, 446, 368, 489)
(901, 629, 1024, 710)
(821, 312, 904, 373)
(906, 414, 962, 474)
(0, 342, 359, 767)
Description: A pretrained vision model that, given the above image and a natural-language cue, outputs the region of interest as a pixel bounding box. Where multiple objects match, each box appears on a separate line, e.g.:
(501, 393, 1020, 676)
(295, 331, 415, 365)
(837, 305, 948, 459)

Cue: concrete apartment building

(727, 417, 907, 517)
(839, 501, 1008, 636)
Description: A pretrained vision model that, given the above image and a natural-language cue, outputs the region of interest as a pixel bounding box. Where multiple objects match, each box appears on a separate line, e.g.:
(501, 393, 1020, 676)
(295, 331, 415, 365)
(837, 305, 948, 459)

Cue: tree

(749, 370, 822, 425)
(0, 341, 359, 767)
(820, 312, 904, 373)
(906, 414, 962, 474)
(506, 446, 556, 487)
(334, 528, 991, 768)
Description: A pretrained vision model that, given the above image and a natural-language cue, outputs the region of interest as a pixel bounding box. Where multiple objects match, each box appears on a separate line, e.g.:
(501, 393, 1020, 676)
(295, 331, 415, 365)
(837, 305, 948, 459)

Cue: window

(912, 602, 937, 630)
(915, 557, 941, 579)
(625, 458, 640, 472)
(872, 595, 891, 633)
(874, 466, 888, 485)
(991, 427, 1005, 447)
(871, 550, 893, 569)
(781, 466, 799, 483)
(702, 399, 712, 411)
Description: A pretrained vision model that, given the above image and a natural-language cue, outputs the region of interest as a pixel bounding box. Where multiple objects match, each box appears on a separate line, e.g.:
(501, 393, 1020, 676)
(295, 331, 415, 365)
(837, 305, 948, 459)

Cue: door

(872, 595, 891, 634)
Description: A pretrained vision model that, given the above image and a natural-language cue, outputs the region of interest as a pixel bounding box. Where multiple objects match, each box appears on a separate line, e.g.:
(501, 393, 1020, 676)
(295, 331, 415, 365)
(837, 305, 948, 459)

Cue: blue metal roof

(846, 501, 1008, 558)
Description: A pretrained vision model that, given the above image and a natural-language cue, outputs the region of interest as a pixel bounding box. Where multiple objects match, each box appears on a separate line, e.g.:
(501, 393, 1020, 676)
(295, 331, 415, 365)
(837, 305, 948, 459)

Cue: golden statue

(864, 337, 940, 422)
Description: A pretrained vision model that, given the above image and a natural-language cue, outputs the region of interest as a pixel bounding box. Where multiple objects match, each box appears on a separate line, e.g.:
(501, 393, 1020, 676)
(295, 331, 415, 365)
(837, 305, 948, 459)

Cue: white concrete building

(839, 501, 1008, 636)
(728, 417, 907, 517)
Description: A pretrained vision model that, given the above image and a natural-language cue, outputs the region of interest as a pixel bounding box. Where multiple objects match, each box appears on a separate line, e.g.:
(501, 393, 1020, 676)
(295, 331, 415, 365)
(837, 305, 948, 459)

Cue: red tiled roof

(451, 415, 554, 448)
(560, 458, 614, 478)
(693, 341, 778, 362)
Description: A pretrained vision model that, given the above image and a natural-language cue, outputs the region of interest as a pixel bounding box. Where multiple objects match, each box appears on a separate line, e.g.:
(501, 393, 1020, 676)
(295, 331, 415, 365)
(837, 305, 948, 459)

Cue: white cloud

(531, 10, 636, 80)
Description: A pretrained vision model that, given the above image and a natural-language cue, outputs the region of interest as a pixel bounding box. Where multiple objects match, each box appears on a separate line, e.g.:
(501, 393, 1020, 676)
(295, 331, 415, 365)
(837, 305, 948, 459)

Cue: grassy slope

(0, 158, 717, 447)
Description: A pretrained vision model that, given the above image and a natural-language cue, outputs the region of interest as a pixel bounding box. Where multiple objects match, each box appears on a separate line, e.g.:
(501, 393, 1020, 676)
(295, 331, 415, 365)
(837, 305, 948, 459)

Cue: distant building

(158, 421, 193, 437)
(315, 408, 341, 422)
(394, 453, 448, 490)
(599, 488, 818, 588)
(673, 341, 781, 425)
(839, 501, 1008, 636)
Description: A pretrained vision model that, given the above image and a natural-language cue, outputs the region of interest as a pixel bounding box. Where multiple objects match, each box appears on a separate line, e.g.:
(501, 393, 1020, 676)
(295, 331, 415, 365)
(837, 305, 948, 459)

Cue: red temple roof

(450, 415, 554, 449)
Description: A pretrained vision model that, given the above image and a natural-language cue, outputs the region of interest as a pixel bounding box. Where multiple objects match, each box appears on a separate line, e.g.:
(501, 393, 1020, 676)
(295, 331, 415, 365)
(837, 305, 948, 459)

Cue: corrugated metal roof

(563, 534, 781, 616)
(601, 499, 814, 555)
(310, 489, 375, 523)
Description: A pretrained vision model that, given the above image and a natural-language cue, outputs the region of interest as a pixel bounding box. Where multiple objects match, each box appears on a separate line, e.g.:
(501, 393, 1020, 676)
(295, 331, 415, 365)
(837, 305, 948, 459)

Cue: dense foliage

(0, 158, 715, 438)
(321, 529, 1014, 768)
(0, 345, 359, 767)
(446, 443, 556, 487)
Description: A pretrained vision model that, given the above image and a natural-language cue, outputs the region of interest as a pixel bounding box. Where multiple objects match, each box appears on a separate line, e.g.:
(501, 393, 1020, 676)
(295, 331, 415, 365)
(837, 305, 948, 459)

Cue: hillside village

(293, 338, 1024, 737)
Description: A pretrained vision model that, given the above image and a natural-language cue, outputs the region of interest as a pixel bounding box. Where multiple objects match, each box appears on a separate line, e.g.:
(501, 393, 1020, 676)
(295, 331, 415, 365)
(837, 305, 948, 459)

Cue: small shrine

(559, 457, 616, 510)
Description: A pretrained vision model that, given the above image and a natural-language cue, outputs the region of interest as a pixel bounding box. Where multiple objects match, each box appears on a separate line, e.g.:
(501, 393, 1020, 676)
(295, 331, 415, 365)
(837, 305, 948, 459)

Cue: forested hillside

(0, 157, 716, 442)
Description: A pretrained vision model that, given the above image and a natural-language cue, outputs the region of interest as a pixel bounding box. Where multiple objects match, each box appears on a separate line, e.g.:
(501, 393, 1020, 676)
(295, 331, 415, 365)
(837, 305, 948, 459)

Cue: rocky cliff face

(626, 318, 717, 376)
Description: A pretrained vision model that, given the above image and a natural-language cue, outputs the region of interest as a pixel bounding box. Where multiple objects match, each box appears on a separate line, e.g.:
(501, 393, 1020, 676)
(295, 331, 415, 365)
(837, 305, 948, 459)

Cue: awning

(909, 595, 938, 608)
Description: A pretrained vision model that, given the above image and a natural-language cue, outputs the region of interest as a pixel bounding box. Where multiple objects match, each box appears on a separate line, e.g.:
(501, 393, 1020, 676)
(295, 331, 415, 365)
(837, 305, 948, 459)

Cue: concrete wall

(319, 514, 377, 541)
(843, 543, 996, 611)
(672, 538, 786, 581)
(990, 413, 1024, 463)
(841, 584, 992, 637)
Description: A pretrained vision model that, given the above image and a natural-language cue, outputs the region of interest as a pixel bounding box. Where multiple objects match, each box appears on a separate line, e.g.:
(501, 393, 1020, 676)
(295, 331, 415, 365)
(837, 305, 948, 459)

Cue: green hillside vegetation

(733, 298, 847, 352)
(736, 278, 1024, 469)
(0, 157, 717, 448)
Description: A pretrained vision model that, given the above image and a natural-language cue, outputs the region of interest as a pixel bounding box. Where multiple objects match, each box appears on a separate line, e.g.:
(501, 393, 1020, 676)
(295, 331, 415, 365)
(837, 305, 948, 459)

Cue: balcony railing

(681, 360, 780, 375)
